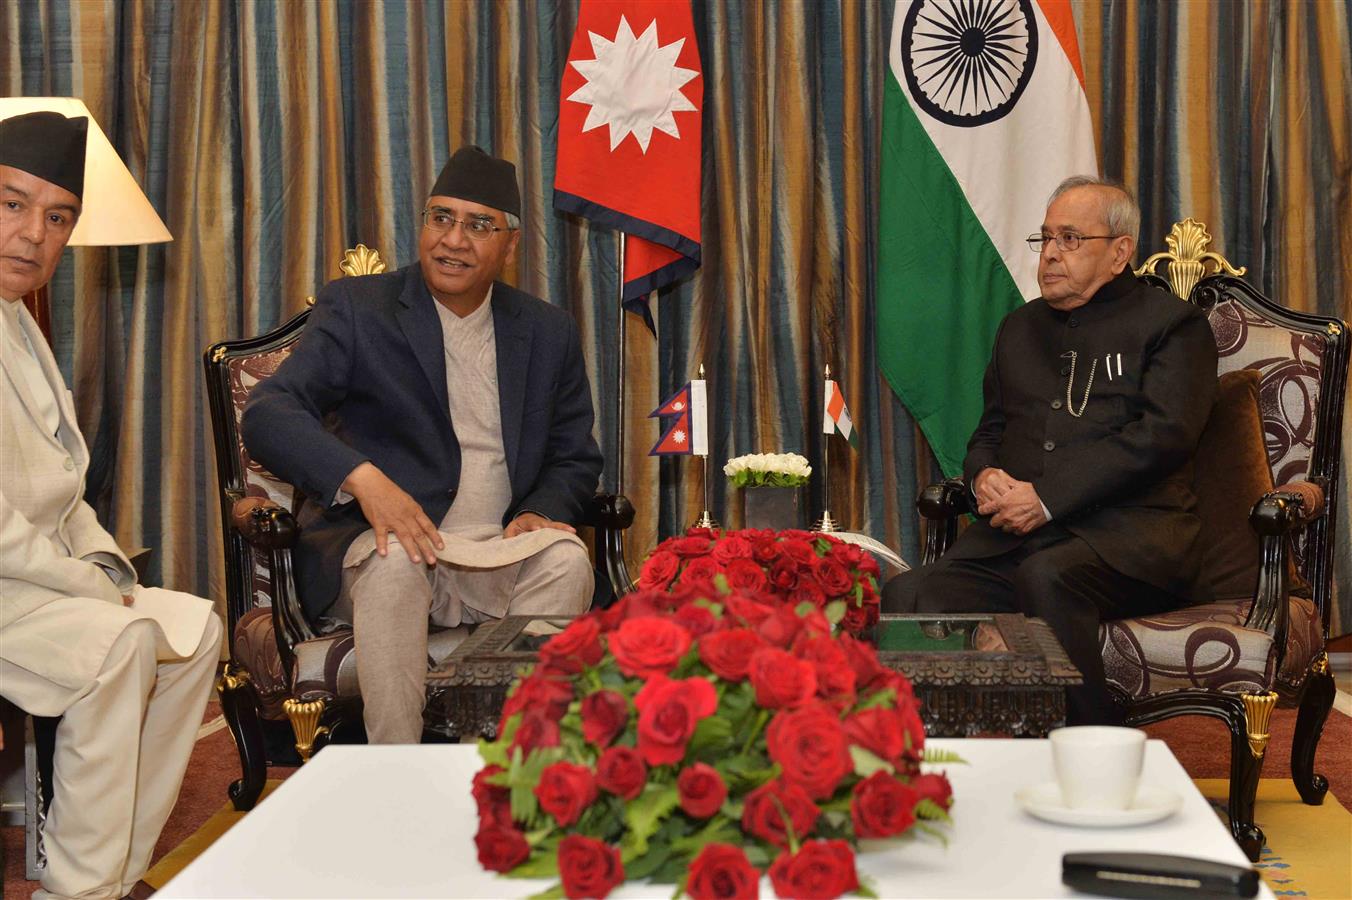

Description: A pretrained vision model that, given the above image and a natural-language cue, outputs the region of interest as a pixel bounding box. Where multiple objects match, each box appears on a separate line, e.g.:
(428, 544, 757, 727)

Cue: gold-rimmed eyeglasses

(421, 207, 515, 241)
(1026, 232, 1119, 253)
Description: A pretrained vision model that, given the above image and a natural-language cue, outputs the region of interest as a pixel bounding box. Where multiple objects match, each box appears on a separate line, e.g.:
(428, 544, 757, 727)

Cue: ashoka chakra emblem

(901, 0, 1039, 127)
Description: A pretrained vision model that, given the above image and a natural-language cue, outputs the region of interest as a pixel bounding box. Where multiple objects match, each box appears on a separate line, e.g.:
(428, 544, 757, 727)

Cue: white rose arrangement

(723, 452, 812, 488)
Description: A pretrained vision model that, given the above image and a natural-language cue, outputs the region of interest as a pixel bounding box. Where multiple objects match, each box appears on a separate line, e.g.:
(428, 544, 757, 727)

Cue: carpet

(141, 781, 286, 890)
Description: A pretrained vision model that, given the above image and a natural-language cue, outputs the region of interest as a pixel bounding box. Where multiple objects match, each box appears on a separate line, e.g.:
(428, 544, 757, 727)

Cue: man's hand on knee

(504, 512, 575, 539)
(342, 462, 444, 564)
(988, 479, 1048, 535)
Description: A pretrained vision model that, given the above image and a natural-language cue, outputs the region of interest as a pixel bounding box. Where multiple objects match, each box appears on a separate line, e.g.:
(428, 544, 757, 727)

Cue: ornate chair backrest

(1136, 220, 1349, 626)
(204, 245, 388, 632)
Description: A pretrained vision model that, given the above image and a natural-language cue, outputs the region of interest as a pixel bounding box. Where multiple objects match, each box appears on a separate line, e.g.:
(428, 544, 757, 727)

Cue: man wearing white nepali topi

(0, 110, 222, 900)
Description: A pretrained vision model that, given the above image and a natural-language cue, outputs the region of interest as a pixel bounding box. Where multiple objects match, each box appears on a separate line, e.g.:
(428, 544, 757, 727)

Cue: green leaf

(851, 687, 896, 713)
(855, 874, 881, 899)
(622, 784, 681, 856)
(921, 748, 967, 765)
(823, 600, 847, 626)
(744, 844, 773, 868)
(849, 746, 895, 779)
(649, 855, 694, 883)
(912, 820, 951, 847)
(623, 844, 673, 880)
(478, 736, 508, 768)
(689, 715, 735, 757)
(713, 573, 731, 595)
(915, 798, 952, 822)
(509, 843, 561, 879)
(795, 600, 816, 618)
(670, 815, 739, 857)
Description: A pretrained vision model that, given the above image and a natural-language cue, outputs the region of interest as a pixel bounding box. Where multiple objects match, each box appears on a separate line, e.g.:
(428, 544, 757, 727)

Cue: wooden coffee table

(425, 612, 1080, 740)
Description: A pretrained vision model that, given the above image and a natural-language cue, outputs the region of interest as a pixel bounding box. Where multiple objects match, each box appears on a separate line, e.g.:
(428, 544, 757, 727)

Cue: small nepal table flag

(824, 373, 859, 449)
(648, 377, 707, 456)
(554, 0, 703, 331)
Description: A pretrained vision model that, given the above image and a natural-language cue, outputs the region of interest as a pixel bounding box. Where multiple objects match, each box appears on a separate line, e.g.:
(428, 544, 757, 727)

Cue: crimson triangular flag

(555, 0, 703, 332)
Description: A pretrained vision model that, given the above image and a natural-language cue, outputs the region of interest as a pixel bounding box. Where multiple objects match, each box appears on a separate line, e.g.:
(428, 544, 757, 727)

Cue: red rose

(780, 529, 818, 542)
(558, 835, 624, 900)
(634, 675, 719, 766)
(757, 605, 807, 648)
(741, 779, 820, 849)
(813, 557, 854, 597)
(911, 771, 954, 811)
(788, 579, 827, 610)
(769, 557, 800, 591)
(673, 602, 719, 637)
(680, 556, 727, 585)
(766, 702, 853, 800)
(698, 628, 765, 681)
(841, 601, 875, 636)
(639, 549, 681, 588)
(767, 840, 858, 900)
(844, 707, 904, 763)
(859, 555, 881, 579)
(711, 535, 755, 564)
(669, 577, 721, 605)
(596, 746, 648, 800)
(510, 709, 561, 755)
(472, 765, 511, 826)
(609, 616, 693, 678)
(751, 539, 781, 566)
(723, 595, 775, 628)
(581, 690, 630, 748)
(797, 637, 857, 707)
(475, 823, 530, 873)
(724, 558, 770, 593)
(837, 633, 888, 689)
(687, 843, 760, 900)
(827, 542, 860, 567)
(534, 761, 598, 827)
(538, 617, 604, 674)
(677, 762, 728, 818)
(777, 539, 815, 566)
(897, 699, 926, 761)
(850, 771, 919, 838)
(501, 673, 573, 723)
(670, 535, 714, 558)
(748, 647, 817, 708)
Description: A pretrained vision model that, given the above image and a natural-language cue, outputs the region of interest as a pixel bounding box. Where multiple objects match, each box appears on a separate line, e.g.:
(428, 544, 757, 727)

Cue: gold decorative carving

(283, 698, 329, 763)
(1311, 652, 1330, 676)
(340, 244, 386, 277)
(1328, 321, 1344, 336)
(1136, 218, 1247, 300)
(1241, 691, 1277, 759)
(210, 345, 227, 363)
(305, 295, 316, 308)
(217, 662, 250, 693)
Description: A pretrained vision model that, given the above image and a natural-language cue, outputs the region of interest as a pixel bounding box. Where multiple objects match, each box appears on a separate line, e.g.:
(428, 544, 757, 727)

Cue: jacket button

(1043, 440, 1056, 451)
(1060, 365, 1071, 376)
(63, 458, 75, 470)
(1051, 399, 1063, 409)
(1068, 317, 1079, 328)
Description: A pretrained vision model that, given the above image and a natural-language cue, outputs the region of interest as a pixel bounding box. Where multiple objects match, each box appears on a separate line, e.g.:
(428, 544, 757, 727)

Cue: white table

(161, 739, 1268, 898)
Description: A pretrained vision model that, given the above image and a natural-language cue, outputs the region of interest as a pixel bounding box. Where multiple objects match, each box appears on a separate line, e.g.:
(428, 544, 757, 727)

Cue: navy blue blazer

(241, 265, 603, 619)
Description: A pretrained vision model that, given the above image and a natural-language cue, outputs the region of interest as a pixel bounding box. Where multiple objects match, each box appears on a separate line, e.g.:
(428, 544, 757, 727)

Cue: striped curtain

(3, 0, 1348, 633)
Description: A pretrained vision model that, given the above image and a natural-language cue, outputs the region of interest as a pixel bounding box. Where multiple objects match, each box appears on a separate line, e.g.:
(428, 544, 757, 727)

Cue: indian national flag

(876, 0, 1097, 475)
(823, 379, 859, 449)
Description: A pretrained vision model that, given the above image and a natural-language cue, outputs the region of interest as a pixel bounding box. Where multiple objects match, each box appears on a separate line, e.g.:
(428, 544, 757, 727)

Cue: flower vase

(741, 486, 803, 531)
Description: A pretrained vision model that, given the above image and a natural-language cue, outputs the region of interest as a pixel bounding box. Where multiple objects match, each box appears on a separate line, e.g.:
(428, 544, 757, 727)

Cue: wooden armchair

(203, 246, 635, 811)
(915, 219, 1347, 861)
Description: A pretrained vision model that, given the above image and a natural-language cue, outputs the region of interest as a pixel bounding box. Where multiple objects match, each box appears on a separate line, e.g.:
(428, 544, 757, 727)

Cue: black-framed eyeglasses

(421, 208, 515, 241)
(1026, 232, 1119, 253)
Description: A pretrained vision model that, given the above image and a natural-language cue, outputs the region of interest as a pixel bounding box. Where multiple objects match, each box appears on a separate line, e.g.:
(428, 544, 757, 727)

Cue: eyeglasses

(1026, 232, 1119, 253)
(421, 208, 515, 241)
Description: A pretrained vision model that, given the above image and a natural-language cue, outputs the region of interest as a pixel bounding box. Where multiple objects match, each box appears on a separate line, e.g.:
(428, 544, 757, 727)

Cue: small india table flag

(824, 372, 858, 449)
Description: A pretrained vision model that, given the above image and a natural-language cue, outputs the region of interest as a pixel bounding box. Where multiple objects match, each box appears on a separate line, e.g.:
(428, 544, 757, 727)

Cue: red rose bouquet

(474, 594, 958, 899)
(638, 528, 883, 637)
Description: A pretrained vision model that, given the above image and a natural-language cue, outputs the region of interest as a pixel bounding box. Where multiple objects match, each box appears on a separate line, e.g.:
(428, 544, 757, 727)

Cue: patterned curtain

(3, 0, 1347, 633)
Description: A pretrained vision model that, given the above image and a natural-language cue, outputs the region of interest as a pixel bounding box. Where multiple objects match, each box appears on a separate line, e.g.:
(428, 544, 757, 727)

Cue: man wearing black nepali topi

(243, 146, 603, 744)
(0, 110, 222, 900)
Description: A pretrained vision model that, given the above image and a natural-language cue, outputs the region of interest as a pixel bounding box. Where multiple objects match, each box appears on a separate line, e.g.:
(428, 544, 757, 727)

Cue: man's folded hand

(987, 479, 1049, 535)
(504, 512, 575, 539)
(342, 462, 445, 564)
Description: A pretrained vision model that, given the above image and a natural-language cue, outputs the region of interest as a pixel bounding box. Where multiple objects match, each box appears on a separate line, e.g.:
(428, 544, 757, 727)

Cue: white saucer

(1014, 782, 1182, 827)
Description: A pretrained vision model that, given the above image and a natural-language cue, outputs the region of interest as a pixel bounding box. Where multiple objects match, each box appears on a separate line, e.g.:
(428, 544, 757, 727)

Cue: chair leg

(1225, 692, 1275, 862)
(217, 664, 267, 811)
(1290, 653, 1334, 806)
(282, 698, 330, 762)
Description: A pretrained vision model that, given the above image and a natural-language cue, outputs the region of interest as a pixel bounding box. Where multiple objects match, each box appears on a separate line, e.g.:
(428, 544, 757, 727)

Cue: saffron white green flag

(877, 0, 1097, 475)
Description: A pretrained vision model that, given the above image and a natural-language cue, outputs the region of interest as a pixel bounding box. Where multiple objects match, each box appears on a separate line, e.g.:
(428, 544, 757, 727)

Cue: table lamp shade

(0, 96, 172, 246)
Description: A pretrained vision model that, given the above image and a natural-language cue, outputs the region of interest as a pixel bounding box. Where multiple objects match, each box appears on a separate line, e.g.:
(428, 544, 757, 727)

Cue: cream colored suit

(0, 298, 221, 900)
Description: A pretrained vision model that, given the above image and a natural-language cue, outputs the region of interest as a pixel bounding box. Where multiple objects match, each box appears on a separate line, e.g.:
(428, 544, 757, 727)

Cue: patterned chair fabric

(1100, 595, 1322, 701)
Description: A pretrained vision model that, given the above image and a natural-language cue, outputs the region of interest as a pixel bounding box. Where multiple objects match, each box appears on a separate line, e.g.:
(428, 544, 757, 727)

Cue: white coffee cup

(1049, 726, 1146, 810)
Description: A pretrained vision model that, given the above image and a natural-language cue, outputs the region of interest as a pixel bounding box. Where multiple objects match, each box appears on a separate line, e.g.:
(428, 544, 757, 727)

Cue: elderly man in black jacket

(883, 176, 1218, 725)
(242, 147, 603, 743)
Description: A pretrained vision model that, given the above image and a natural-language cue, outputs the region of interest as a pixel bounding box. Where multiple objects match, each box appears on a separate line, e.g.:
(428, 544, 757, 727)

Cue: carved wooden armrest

(916, 478, 969, 566)
(583, 492, 636, 531)
(230, 496, 300, 550)
(1270, 480, 1325, 526)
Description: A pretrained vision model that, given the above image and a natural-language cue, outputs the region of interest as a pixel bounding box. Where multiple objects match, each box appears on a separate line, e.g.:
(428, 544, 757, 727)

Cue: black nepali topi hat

(429, 145, 520, 218)
(0, 111, 89, 201)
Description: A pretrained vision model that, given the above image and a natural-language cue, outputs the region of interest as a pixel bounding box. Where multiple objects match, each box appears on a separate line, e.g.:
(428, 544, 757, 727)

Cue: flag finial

(825, 364, 832, 378)
(698, 363, 705, 379)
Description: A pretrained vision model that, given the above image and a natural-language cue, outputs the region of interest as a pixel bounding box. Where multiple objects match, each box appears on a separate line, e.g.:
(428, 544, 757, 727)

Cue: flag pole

(816, 363, 839, 533)
(693, 363, 718, 530)
(616, 233, 627, 498)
